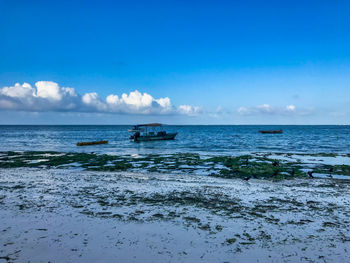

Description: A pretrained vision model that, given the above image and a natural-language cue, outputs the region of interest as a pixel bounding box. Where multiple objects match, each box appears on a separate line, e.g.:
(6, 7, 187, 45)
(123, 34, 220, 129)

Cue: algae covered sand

(2, 151, 350, 180)
(1, 166, 350, 262)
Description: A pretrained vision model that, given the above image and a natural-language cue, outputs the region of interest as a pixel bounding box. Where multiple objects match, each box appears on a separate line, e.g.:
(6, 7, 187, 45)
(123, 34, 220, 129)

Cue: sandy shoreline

(1, 167, 350, 262)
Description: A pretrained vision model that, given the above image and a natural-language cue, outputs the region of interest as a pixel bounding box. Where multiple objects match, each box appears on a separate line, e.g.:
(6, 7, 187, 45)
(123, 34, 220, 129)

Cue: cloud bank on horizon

(0, 81, 202, 116)
(0, 81, 311, 120)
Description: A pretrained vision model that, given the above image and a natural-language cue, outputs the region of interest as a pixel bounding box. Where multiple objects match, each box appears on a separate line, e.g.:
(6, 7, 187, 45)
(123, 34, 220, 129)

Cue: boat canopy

(128, 123, 164, 132)
(135, 123, 162, 127)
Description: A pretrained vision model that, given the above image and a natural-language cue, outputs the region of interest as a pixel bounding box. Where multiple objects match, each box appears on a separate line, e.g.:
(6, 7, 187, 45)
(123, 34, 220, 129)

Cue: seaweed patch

(1, 151, 350, 181)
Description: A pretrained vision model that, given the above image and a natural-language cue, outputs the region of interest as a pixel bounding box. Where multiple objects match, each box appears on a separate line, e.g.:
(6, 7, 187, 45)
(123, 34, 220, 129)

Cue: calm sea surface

(0, 125, 349, 155)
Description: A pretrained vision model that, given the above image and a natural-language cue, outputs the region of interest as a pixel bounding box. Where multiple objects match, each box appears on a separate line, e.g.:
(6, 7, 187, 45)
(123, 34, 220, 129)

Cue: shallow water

(1, 125, 349, 155)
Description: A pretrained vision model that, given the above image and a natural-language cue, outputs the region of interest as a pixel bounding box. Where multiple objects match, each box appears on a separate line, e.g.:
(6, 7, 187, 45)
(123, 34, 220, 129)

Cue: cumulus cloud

(82, 92, 107, 112)
(105, 90, 173, 114)
(0, 82, 79, 111)
(237, 104, 310, 116)
(36, 81, 76, 101)
(0, 81, 200, 116)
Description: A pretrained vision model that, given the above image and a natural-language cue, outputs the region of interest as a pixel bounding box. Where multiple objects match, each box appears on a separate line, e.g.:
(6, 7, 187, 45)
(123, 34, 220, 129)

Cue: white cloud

(0, 81, 80, 111)
(36, 81, 63, 101)
(106, 94, 119, 104)
(286, 105, 295, 111)
(256, 104, 273, 113)
(237, 104, 309, 116)
(82, 92, 107, 111)
(0, 81, 200, 116)
(178, 105, 202, 116)
(104, 90, 172, 114)
(156, 97, 171, 109)
(0, 82, 34, 98)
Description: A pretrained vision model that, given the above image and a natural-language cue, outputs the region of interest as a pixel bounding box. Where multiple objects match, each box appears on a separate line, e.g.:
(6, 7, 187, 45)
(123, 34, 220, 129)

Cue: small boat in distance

(77, 140, 108, 146)
(129, 123, 177, 142)
(259, 129, 283, 134)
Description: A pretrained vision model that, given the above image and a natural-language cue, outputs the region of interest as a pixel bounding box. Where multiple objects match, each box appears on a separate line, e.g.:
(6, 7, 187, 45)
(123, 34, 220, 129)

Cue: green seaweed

(2, 150, 348, 181)
(225, 238, 237, 245)
(152, 213, 164, 218)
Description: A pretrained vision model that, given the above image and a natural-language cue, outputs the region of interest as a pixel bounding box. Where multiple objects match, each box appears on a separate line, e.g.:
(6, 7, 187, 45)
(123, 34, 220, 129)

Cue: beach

(1, 164, 350, 262)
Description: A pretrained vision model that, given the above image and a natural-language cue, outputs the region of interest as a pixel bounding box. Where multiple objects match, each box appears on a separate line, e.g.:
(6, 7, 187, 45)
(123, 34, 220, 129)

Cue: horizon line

(1, 124, 350, 126)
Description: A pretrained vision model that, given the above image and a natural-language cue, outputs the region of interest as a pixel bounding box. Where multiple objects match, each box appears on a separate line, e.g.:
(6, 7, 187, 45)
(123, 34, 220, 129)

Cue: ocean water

(0, 125, 349, 155)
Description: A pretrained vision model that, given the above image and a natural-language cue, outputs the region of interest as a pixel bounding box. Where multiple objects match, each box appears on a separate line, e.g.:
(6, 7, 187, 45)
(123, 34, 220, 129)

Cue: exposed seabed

(1, 152, 350, 262)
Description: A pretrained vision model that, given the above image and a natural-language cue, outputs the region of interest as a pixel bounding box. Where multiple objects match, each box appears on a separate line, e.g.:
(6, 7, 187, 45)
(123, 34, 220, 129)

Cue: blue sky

(1, 0, 350, 124)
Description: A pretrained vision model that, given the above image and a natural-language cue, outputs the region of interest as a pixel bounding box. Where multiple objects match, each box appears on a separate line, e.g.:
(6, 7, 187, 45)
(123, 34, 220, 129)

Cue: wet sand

(1, 168, 350, 262)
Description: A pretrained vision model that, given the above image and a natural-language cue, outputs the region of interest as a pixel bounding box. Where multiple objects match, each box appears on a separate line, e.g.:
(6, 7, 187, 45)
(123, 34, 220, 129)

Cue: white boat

(129, 123, 177, 142)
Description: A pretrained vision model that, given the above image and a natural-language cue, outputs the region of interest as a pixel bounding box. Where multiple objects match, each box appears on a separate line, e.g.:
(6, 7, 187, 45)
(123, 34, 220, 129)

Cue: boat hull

(259, 130, 283, 134)
(134, 133, 177, 142)
(77, 140, 108, 146)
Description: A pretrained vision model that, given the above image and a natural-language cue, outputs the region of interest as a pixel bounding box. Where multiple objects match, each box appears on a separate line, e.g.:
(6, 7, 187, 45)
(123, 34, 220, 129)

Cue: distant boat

(77, 140, 108, 146)
(259, 130, 283, 134)
(129, 123, 177, 142)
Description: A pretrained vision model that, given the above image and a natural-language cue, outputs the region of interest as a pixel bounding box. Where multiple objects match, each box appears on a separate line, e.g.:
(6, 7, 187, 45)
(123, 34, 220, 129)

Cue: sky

(0, 0, 350, 124)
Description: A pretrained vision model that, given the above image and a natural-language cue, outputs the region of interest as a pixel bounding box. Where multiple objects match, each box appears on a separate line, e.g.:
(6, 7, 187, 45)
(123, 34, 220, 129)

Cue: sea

(1, 125, 349, 155)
